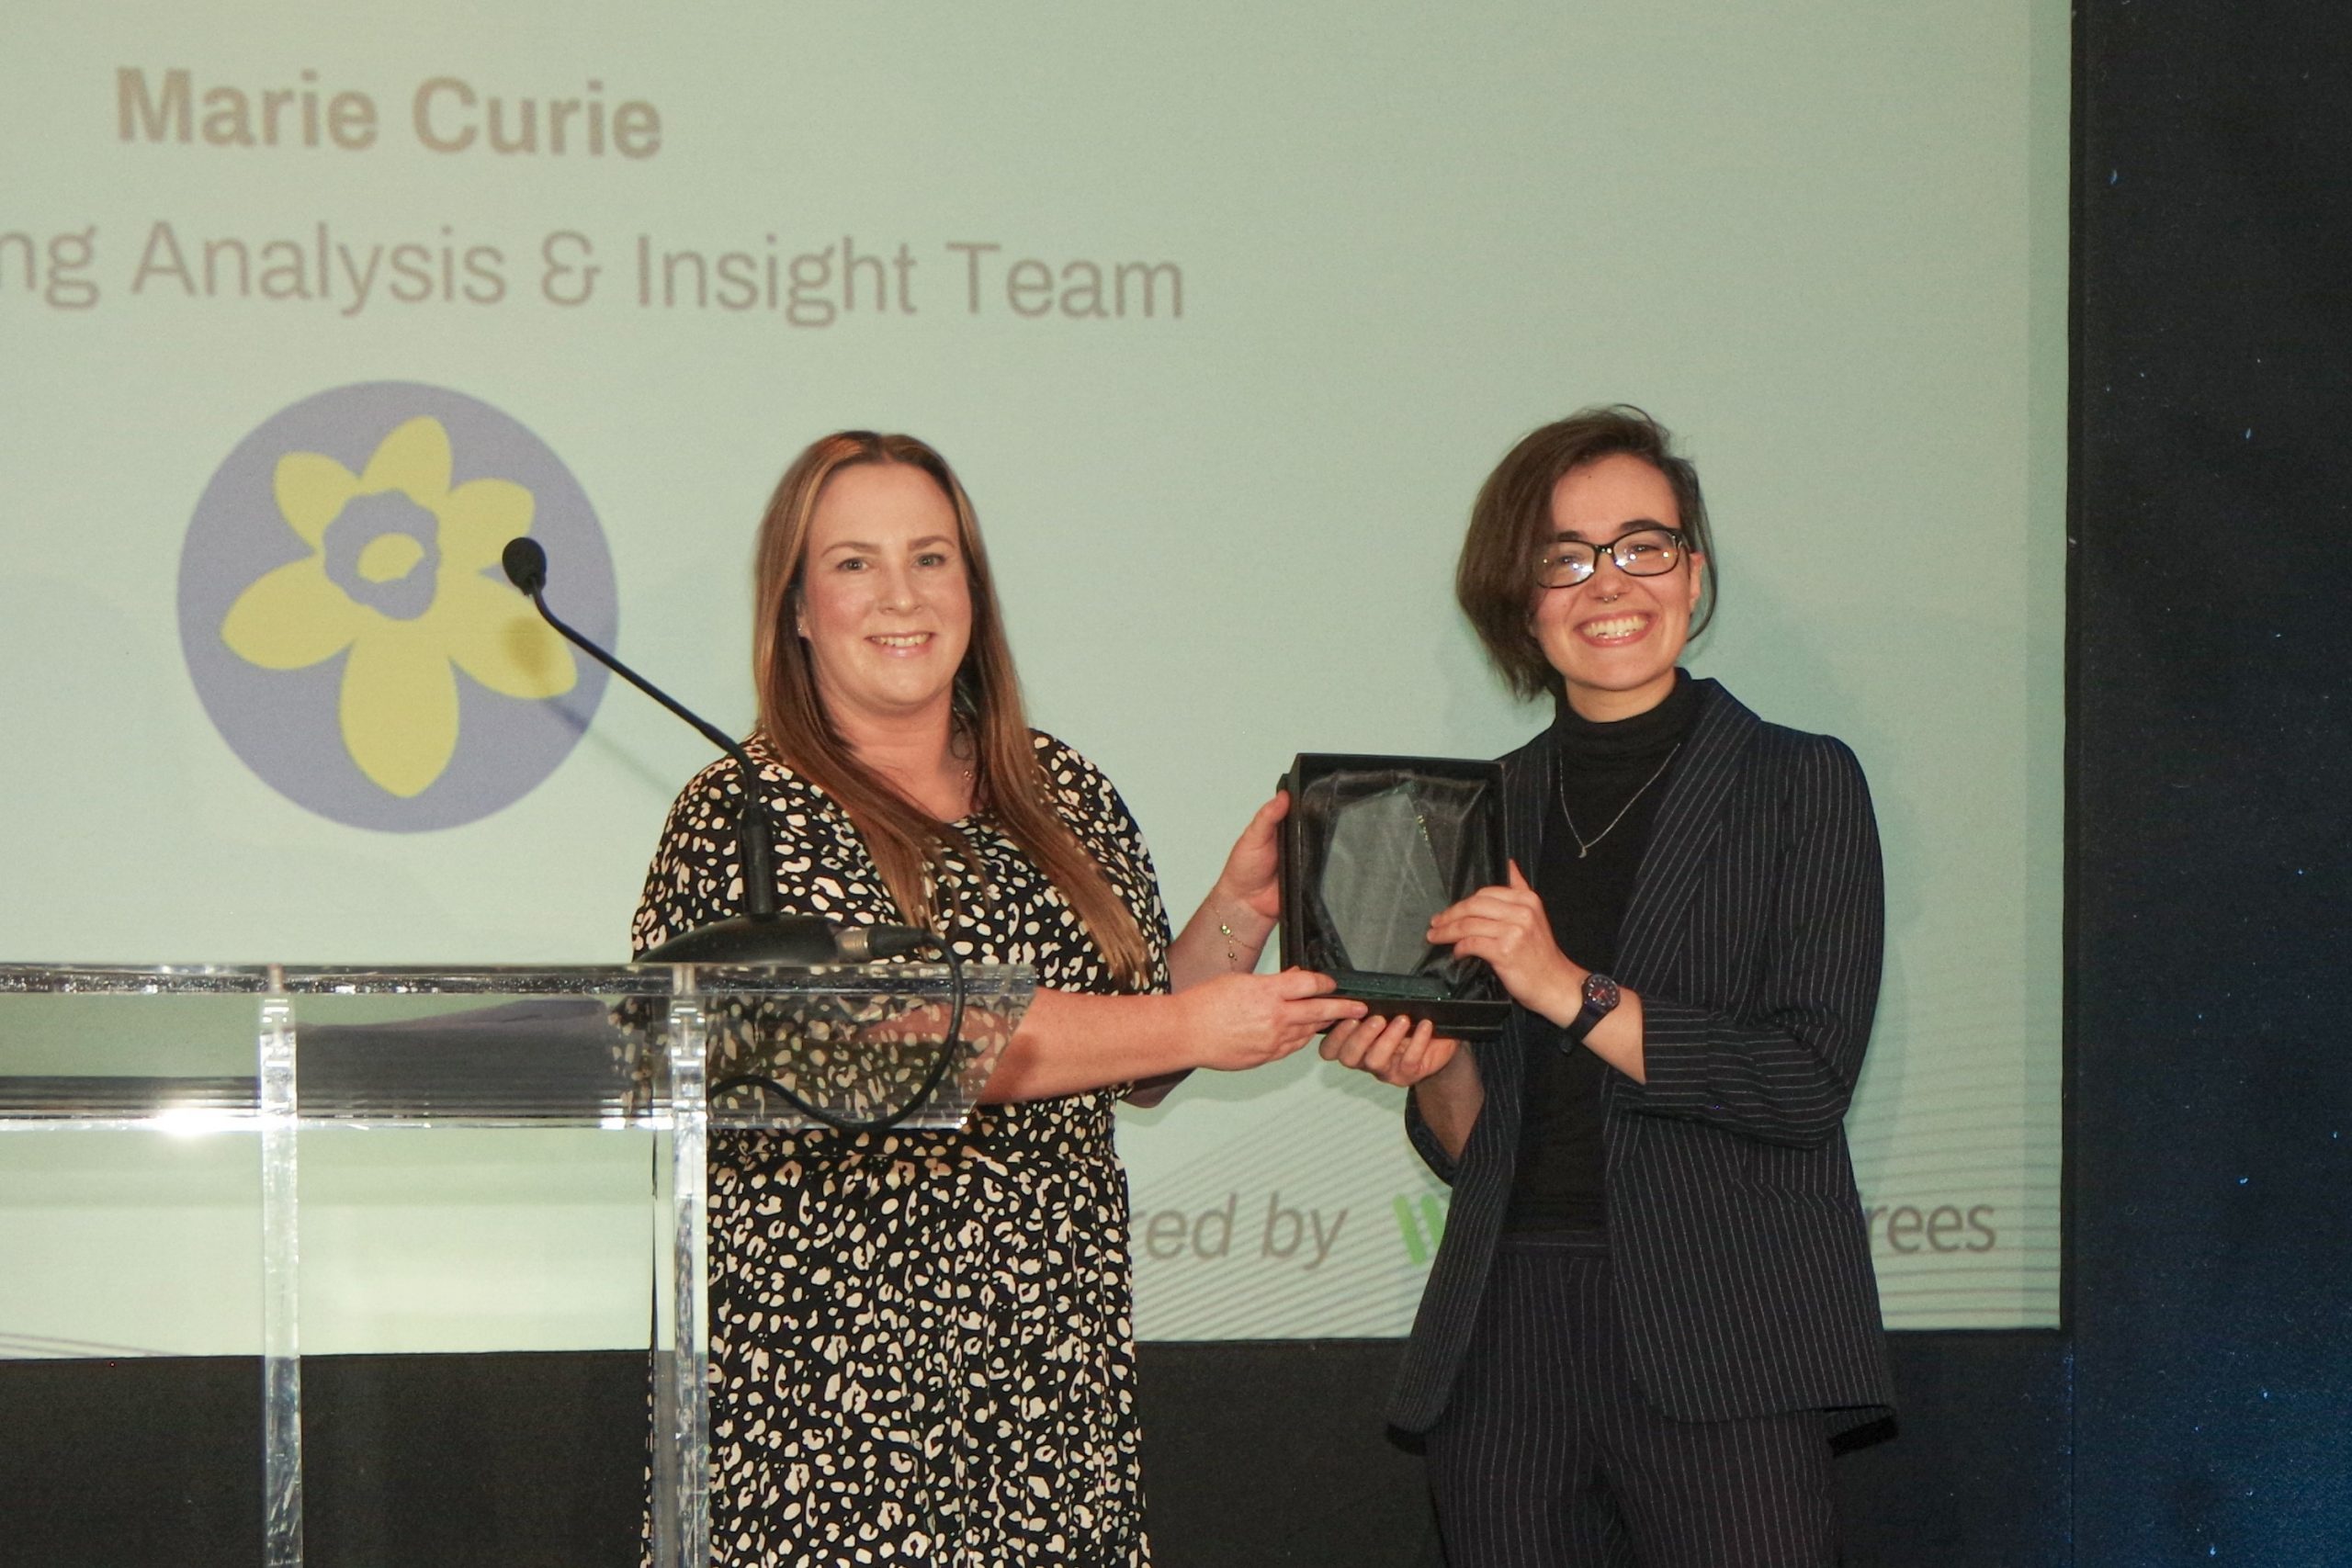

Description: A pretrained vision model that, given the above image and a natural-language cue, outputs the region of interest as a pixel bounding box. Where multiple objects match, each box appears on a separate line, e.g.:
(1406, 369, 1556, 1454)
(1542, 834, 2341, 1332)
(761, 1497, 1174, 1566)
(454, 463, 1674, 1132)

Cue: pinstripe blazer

(1389, 678, 1895, 1434)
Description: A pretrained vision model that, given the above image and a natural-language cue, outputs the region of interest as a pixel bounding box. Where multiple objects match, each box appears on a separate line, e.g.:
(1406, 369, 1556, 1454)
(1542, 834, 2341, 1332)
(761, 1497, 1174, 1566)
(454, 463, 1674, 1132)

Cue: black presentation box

(1277, 754, 1512, 1041)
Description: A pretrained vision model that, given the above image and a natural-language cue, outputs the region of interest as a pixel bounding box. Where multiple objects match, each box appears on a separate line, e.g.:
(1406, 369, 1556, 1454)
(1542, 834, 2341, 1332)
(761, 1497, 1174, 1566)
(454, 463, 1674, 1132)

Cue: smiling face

(794, 461, 974, 733)
(1532, 452, 1705, 722)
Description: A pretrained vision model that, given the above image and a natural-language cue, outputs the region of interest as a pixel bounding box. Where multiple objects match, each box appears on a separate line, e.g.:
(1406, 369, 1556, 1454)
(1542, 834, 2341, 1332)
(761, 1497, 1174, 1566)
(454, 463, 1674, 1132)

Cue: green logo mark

(1392, 1193, 1448, 1266)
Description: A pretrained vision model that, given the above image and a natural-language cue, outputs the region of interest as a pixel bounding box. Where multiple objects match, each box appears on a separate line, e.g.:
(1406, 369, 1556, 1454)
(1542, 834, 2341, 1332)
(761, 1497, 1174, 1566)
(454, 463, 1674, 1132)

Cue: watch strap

(1566, 972, 1620, 1045)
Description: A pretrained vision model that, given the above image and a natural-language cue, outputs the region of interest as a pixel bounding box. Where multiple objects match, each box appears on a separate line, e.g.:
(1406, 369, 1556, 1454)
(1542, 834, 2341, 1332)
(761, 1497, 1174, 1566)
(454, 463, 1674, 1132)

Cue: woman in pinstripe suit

(1323, 407, 1894, 1567)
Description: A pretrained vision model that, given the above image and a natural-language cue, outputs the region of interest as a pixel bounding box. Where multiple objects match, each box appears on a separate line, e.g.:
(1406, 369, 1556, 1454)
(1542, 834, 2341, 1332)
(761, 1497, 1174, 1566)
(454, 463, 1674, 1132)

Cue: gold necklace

(1557, 743, 1681, 860)
(953, 738, 977, 813)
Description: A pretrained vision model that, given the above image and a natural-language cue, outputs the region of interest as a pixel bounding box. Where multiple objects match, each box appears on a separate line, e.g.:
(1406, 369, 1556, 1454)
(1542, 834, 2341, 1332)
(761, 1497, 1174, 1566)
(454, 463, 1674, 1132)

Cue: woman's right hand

(1180, 969, 1365, 1072)
(1319, 1013, 1461, 1087)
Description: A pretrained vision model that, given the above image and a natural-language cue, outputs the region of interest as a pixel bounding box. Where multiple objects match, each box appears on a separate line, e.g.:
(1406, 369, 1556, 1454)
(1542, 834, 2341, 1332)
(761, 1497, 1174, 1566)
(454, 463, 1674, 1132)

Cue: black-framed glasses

(1536, 526, 1687, 589)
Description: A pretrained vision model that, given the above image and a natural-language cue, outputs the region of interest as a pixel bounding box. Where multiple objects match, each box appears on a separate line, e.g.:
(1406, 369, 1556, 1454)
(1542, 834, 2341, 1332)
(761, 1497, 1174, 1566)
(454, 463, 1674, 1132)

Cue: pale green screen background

(0, 0, 2064, 1351)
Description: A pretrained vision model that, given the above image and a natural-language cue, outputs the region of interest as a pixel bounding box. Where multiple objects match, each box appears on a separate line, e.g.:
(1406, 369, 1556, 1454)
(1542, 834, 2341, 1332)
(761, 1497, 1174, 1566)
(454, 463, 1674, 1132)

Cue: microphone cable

(707, 933, 969, 1134)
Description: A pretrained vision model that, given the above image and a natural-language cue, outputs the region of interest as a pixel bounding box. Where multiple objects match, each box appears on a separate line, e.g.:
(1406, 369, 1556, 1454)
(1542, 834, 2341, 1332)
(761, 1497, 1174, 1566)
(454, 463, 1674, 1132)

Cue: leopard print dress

(631, 731, 1170, 1567)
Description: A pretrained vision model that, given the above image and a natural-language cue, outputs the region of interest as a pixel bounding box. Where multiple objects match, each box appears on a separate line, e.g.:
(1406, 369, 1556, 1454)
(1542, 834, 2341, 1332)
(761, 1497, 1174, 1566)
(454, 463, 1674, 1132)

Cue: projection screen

(0, 0, 2066, 1353)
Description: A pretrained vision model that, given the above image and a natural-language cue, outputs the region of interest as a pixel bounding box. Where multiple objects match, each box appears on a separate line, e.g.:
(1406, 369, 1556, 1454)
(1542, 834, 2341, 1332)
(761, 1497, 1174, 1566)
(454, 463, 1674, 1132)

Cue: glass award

(1278, 755, 1512, 1039)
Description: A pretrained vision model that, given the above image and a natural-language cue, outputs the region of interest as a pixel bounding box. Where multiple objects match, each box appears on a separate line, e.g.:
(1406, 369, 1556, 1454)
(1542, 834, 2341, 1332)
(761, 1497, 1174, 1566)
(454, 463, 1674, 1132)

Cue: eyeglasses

(1536, 526, 1687, 589)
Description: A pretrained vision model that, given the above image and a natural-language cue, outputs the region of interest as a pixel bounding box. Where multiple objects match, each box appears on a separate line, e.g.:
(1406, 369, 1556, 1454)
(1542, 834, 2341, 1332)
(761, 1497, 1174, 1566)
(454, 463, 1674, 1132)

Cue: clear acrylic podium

(0, 961, 1033, 1568)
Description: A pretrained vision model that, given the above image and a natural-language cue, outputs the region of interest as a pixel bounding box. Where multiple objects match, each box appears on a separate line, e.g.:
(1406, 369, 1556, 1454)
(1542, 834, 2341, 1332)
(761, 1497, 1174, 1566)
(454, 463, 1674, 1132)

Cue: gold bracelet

(1218, 916, 1239, 970)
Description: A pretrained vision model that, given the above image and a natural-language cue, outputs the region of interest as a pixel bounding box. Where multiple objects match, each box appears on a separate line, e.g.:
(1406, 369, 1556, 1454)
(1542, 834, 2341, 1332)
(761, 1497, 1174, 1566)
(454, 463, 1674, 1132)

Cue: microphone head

(501, 536, 548, 594)
(633, 913, 846, 967)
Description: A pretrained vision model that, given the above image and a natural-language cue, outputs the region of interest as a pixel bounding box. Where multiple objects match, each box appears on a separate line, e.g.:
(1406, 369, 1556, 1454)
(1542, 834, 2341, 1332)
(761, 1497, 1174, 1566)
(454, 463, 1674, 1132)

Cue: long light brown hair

(750, 431, 1150, 987)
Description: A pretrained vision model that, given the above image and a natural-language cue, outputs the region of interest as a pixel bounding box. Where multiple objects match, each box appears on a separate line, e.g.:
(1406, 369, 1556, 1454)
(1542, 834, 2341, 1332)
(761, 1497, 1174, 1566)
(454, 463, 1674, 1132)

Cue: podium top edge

(0, 962, 1035, 998)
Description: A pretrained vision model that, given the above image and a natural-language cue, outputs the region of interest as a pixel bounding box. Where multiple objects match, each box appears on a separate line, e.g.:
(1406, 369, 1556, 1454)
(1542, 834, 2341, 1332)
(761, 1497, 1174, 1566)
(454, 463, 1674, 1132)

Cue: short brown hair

(1455, 405, 1717, 701)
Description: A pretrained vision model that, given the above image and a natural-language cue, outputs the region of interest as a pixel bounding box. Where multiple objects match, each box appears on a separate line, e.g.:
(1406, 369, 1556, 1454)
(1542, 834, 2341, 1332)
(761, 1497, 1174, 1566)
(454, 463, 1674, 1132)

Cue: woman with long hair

(1325, 407, 1894, 1567)
(633, 431, 1360, 1565)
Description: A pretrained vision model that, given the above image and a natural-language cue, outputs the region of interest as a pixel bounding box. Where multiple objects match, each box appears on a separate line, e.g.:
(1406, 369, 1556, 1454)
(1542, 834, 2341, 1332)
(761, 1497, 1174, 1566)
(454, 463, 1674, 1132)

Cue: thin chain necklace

(950, 727, 978, 806)
(1557, 743, 1681, 860)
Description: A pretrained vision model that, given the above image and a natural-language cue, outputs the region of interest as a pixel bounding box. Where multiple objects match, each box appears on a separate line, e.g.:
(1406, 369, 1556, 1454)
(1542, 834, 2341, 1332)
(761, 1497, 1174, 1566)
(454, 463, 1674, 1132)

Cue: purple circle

(177, 382, 616, 831)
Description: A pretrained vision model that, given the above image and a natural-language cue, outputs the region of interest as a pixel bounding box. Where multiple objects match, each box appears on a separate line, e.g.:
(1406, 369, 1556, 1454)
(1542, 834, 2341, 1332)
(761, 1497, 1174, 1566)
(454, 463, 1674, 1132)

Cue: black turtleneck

(1503, 670, 1703, 1235)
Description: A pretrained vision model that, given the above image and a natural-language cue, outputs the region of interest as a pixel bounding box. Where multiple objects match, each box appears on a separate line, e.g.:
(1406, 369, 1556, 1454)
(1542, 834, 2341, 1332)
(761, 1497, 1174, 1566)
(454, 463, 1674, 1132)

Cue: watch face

(1583, 973, 1621, 1011)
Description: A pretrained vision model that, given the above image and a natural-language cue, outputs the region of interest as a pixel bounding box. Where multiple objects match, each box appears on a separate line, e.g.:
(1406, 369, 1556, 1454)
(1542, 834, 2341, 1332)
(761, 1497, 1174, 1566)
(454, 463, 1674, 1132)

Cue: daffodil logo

(179, 383, 616, 830)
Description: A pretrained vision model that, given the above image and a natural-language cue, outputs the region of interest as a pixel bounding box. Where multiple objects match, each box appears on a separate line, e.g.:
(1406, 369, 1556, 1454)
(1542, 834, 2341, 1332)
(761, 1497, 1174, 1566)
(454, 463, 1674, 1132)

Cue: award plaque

(1278, 755, 1512, 1039)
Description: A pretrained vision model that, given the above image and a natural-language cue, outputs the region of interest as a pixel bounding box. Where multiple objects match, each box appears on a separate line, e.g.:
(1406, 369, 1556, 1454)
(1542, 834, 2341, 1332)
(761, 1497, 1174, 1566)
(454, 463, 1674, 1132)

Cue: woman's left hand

(1211, 792, 1289, 926)
(1426, 861, 1583, 1026)
(1166, 795, 1290, 996)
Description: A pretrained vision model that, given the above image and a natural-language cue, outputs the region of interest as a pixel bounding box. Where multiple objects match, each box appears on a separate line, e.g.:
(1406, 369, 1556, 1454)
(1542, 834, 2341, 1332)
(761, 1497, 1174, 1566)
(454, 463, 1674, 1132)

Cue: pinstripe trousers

(1422, 1234, 1838, 1568)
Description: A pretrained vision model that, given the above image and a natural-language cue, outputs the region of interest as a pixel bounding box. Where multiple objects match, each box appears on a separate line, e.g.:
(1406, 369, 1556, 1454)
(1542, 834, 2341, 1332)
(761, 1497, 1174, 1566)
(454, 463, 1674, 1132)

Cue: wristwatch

(1566, 972, 1620, 1044)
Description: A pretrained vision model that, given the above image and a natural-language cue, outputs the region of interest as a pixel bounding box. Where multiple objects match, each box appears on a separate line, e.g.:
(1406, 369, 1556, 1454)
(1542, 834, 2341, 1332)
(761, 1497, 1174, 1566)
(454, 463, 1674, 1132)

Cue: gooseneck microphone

(500, 536, 931, 966)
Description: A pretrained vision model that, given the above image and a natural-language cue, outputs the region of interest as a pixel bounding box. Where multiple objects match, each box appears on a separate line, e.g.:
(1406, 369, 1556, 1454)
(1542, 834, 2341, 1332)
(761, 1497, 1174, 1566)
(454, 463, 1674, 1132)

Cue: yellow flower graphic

(220, 415, 577, 797)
